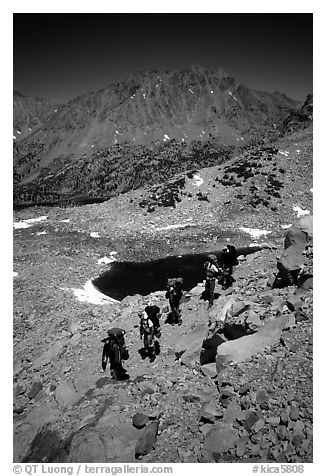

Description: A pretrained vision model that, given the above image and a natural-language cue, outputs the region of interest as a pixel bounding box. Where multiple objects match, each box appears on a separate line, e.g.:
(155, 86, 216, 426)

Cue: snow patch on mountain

(13, 216, 48, 229)
(239, 227, 272, 239)
(98, 252, 117, 265)
(293, 206, 310, 217)
(193, 174, 203, 186)
(71, 280, 118, 305)
(155, 223, 195, 231)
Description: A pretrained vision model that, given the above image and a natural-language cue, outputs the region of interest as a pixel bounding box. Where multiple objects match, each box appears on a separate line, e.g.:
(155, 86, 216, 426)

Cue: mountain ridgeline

(13, 65, 312, 208)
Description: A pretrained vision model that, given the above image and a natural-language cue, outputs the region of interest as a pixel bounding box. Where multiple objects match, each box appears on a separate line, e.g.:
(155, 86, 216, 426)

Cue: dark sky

(13, 13, 313, 102)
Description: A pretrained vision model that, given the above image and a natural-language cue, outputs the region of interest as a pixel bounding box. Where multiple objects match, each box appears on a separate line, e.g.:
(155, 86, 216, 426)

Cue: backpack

(145, 305, 160, 319)
(227, 245, 239, 266)
(102, 328, 129, 360)
(140, 314, 153, 335)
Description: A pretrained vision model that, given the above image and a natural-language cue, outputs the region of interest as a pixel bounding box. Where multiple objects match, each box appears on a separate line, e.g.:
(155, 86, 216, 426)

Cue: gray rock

(235, 435, 249, 457)
(239, 383, 250, 395)
(200, 399, 223, 423)
(13, 384, 25, 402)
(277, 426, 288, 440)
(14, 402, 59, 462)
(222, 401, 242, 424)
(299, 215, 313, 237)
(301, 278, 313, 290)
(256, 389, 269, 404)
(246, 310, 263, 331)
(204, 422, 239, 457)
(243, 411, 260, 432)
(286, 296, 303, 312)
(266, 416, 280, 427)
(200, 423, 215, 435)
(70, 333, 81, 346)
(200, 363, 217, 378)
(189, 285, 205, 296)
(292, 433, 304, 447)
(277, 228, 308, 284)
(28, 380, 43, 400)
(280, 412, 289, 425)
(69, 428, 106, 462)
(96, 413, 141, 461)
(135, 421, 159, 458)
(175, 324, 208, 367)
(183, 393, 201, 403)
(54, 381, 79, 409)
(216, 315, 289, 363)
(293, 420, 305, 434)
(132, 413, 150, 429)
(252, 419, 265, 433)
(289, 406, 300, 421)
(216, 354, 229, 374)
(231, 301, 250, 317)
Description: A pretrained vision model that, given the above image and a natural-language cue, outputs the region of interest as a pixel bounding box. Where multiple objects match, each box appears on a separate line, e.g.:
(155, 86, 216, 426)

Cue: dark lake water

(93, 246, 261, 301)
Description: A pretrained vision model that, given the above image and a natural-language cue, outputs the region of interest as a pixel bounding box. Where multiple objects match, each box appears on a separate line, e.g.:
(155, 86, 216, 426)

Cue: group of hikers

(101, 244, 238, 380)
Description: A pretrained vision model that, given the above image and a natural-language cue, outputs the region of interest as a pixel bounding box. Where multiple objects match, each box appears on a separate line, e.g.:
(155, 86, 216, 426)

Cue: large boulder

(276, 226, 311, 286)
(135, 421, 159, 458)
(175, 324, 208, 367)
(96, 412, 141, 462)
(216, 315, 289, 364)
(299, 215, 313, 237)
(276, 216, 313, 287)
(284, 227, 308, 250)
(54, 381, 79, 409)
(14, 402, 59, 462)
(200, 399, 223, 423)
(208, 296, 236, 323)
(203, 422, 239, 459)
(68, 428, 107, 462)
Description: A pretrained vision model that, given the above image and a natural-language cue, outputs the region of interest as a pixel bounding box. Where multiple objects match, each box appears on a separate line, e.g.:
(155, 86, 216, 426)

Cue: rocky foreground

(13, 209, 313, 463)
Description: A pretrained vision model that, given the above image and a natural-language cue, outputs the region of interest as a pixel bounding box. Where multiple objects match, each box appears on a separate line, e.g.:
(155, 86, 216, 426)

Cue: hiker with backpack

(101, 328, 130, 380)
(204, 254, 220, 309)
(139, 306, 161, 362)
(219, 245, 238, 289)
(144, 305, 161, 337)
(165, 278, 183, 325)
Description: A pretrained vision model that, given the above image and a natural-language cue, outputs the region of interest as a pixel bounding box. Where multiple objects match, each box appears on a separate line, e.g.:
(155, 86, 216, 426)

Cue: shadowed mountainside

(13, 65, 300, 188)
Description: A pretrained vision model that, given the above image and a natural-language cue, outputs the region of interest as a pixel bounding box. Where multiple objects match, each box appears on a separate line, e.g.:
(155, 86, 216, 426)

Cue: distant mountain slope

(282, 93, 313, 132)
(13, 65, 300, 186)
(13, 91, 58, 142)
